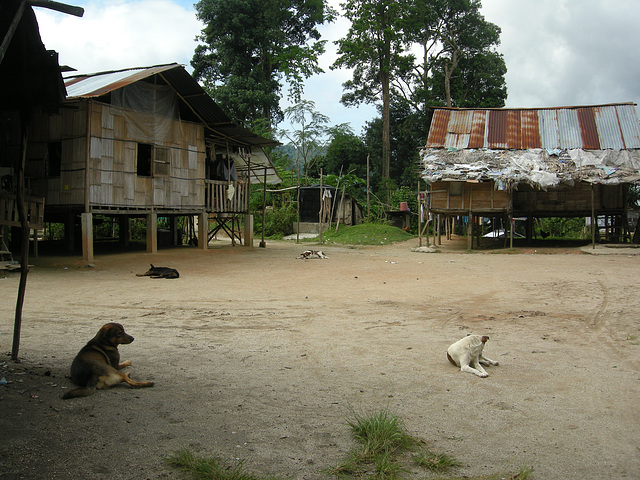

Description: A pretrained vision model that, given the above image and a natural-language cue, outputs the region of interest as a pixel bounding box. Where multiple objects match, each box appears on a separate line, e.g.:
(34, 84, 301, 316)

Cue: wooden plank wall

(513, 183, 625, 214)
(429, 181, 510, 213)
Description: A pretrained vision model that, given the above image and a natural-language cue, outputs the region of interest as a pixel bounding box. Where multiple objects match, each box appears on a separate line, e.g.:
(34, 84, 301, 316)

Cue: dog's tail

(62, 386, 97, 399)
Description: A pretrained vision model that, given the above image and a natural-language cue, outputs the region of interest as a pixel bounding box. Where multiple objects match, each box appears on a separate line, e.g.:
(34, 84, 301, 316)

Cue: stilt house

(22, 63, 280, 261)
(420, 103, 640, 247)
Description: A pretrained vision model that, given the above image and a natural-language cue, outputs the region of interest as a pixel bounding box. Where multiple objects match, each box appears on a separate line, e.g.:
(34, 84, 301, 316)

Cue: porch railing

(0, 192, 45, 229)
(204, 180, 248, 214)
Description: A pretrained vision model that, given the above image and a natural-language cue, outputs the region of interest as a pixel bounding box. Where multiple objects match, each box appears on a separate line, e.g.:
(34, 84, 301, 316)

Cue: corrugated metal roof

(425, 103, 640, 150)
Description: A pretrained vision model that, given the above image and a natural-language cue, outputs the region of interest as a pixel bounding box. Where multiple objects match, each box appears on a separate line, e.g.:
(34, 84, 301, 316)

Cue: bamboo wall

(28, 100, 206, 212)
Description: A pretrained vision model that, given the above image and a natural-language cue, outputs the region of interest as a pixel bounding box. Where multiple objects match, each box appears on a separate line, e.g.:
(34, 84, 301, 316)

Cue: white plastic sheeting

(420, 147, 640, 190)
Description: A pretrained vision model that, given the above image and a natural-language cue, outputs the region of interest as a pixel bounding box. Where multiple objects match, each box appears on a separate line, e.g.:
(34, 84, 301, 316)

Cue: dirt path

(1, 238, 639, 479)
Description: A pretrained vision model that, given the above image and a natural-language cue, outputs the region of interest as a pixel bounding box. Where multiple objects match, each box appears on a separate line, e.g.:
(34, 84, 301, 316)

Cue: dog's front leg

(118, 360, 132, 369)
(479, 354, 498, 366)
(461, 361, 488, 377)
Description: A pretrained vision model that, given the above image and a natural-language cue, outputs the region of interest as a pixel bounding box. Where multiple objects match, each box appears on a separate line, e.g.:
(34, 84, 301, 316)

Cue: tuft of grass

(347, 408, 418, 460)
(413, 451, 461, 471)
(431, 465, 534, 480)
(327, 408, 456, 479)
(166, 448, 281, 480)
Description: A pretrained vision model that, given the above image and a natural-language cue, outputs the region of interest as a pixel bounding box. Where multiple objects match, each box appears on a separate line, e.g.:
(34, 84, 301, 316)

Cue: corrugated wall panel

(538, 110, 559, 149)
(594, 106, 625, 149)
(426, 110, 450, 147)
(616, 104, 640, 148)
(448, 110, 473, 134)
(468, 110, 487, 148)
(577, 108, 600, 149)
(506, 110, 521, 148)
(521, 110, 541, 148)
(487, 110, 508, 148)
(445, 132, 470, 150)
(557, 109, 582, 148)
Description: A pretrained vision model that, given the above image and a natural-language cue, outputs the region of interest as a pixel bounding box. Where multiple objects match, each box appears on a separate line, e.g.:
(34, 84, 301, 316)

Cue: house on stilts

(419, 103, 640, 248)
(15, 63, 280, 262)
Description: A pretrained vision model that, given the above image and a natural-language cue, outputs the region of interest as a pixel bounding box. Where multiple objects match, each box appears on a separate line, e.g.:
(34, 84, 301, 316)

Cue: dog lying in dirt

(62, 323, 154, 399)
(446, 334, 499, 377)
(136, 264, 179, 278)
(297, 250, 328, 259)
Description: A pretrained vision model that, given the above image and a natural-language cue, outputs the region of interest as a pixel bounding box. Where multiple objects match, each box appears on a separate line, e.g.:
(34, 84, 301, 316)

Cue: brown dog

(62, 323, 154, 399)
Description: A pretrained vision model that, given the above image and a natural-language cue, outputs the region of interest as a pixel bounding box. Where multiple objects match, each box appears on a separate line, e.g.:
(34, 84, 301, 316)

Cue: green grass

(165, 449, 283, 480)
(167, 410, 533, 480)
(299, 223, 415, 246)
(431, 465, 534, 480)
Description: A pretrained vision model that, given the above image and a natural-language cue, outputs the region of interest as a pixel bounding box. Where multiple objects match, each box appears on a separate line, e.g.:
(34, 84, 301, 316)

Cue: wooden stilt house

(420, 103, 640, 248)
(22, 63, 280, 262)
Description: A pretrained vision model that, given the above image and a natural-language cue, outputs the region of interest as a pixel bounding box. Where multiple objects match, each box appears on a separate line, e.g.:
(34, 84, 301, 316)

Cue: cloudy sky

(35, 0, 640, 136)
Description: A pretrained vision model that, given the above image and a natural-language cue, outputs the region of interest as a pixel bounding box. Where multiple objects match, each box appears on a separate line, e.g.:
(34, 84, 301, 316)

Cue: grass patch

(431, 465, 534, 480)
(167, 411, 533, 480)
(297, 223, 415, 246)
(413, 451, 461, 471)
(165, 449, 282, 480)
(326, 408, 456, 479)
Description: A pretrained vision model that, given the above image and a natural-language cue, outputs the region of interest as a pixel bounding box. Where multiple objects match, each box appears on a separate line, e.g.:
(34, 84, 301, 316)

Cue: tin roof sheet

(425, 103, 640, 150)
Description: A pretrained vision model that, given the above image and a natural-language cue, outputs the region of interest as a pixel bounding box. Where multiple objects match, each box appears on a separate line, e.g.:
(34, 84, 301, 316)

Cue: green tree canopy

(192, 0, 335, 128)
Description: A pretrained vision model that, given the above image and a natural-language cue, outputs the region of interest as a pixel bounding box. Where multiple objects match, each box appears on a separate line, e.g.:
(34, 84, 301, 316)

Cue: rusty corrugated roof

(426, 103, 640, 150)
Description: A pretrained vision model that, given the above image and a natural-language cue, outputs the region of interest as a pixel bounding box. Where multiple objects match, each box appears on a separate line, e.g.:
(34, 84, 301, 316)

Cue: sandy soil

(1, 237, 639, 480)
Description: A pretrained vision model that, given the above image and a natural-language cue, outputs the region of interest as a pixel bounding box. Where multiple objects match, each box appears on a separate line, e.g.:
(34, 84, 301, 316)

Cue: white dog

(446, 335, 499, 377)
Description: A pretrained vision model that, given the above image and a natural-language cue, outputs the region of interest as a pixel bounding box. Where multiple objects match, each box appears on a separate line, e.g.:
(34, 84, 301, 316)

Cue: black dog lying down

(136, 264, 179, 279)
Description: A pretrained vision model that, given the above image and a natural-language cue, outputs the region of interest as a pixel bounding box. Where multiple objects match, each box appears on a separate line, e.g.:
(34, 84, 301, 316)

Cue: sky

(34, 0, 640, 138)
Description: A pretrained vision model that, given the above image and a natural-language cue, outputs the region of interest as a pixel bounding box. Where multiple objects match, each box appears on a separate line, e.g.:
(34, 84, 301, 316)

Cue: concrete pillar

(198, 212, 208, 250)
(146, 213, 157, 254)
(243, 214, 253, 247)
(81, 212, 93, 263)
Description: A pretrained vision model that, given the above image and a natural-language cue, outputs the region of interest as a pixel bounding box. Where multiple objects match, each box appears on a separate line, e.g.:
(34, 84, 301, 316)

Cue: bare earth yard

(1, 238, 639, 479)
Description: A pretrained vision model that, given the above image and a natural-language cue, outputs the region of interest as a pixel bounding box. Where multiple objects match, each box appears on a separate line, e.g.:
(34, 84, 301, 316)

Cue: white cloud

(33, 0, 640, 134)
(35, 0, 202, 73)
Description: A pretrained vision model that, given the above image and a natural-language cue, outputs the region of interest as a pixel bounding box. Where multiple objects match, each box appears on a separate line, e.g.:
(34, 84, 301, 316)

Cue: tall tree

(332, 0, 412, 192)
(281, 100, 330, 181)
(192, 0, 335, 128)
(435, 0, 501, 107)
(430, 50, 507, 107)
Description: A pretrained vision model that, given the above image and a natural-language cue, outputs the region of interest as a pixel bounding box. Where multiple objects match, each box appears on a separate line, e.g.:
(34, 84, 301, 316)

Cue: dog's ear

(150, 264, 155, 268)
(481, 335, 489, 343)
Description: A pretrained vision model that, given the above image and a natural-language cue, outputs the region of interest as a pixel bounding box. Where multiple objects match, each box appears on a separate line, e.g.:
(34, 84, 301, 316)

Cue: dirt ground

(1, 236, 639, 480)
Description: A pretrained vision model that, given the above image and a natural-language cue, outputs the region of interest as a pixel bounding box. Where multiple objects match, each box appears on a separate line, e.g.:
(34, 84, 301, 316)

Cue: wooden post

(318, 169, 323, 244)
(366, 154, 370, 219)
(11, 120, 29, 361)
(198, 212, 208, 250)
(81, 212, 94, 263)
(243, 214, 253, 247)
(417, 190, 422, 247)
(260, 167, 267, 248)
(591, 184, 596, 249)
(146, 212, 157, 254)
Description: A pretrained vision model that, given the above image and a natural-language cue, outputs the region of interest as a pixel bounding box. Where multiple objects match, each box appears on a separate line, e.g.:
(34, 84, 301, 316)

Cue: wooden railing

(204, 180, 248, 214)
(0, 192, 45, 229)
